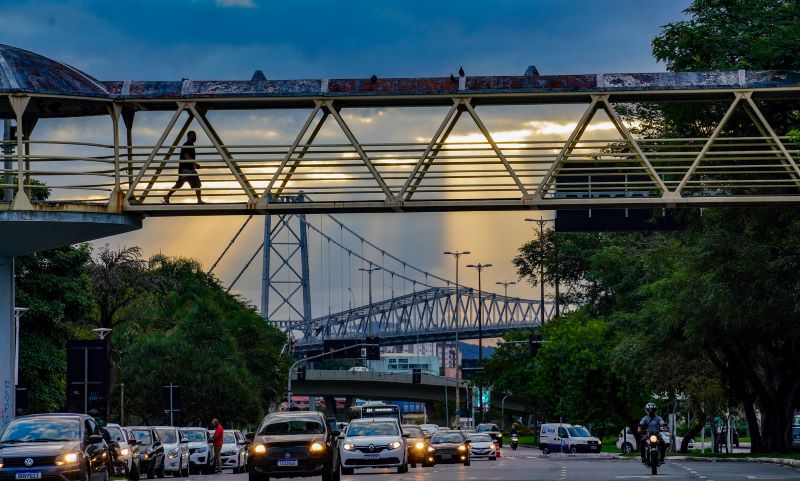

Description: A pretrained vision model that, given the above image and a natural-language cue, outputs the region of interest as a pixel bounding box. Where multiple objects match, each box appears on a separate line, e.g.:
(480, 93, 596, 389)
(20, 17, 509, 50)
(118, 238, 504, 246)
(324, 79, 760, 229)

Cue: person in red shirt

(210, 419, 224, 473)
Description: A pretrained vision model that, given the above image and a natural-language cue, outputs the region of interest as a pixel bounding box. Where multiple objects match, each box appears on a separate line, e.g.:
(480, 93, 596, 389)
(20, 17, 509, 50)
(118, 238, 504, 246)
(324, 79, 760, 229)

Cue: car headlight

(457, 445, 466, 452)
(168, 449, 179, 459)
(142, 453, 150, 460)
(0, 457, 3, 468)
(649, 435, 659, 444)
(253, 444, 267, 454)
(414, 442, 425, 450)
(427, 446, 435, 452)
(120, 448, 130, 456)
(342, 443, 355, 451)
(389, 441, 401, 450)
(56, 452, 80, 465)
(310, 442, 324, 452)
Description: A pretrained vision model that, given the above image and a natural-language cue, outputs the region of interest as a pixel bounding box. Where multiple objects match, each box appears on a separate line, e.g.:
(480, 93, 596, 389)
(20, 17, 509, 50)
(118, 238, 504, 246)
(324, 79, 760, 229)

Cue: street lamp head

(466, 264, 476, 268)
(92, 327, 112, 340)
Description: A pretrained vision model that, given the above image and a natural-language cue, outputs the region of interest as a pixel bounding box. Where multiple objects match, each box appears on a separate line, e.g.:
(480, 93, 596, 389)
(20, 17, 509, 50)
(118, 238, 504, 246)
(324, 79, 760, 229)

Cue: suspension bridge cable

(323, 213, 452, 285)
(209, 214, 253, 274)
(304, 219, 437, 288)
(227, 241, 263, 292)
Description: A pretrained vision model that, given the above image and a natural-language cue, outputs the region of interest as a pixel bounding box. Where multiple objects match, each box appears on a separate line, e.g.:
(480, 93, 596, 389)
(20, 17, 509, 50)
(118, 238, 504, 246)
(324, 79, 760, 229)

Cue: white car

(106, 423, 139, 479)
(467, 433, 498, 460)
(420, 424, 439, 436)
(154, 426, 189, 477)
(616, 427, 694, 453)
(348, 366, 370, 372)
(181, 427, 212, 474)
(218, 429, 248, 473)
(339, 417, 408, 475)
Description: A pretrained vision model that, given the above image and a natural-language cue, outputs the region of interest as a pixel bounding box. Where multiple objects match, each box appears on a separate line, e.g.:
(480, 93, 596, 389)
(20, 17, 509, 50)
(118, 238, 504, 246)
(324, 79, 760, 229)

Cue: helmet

(645, 403, 657, 415)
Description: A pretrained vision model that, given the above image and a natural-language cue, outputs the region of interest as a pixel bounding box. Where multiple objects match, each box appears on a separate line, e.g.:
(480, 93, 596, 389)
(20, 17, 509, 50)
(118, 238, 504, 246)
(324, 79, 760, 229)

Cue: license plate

(363, 454, 380, 460)
(16, 473, 42, 480)
(277, 459, 298, 467)
(440, 454, 451, 460)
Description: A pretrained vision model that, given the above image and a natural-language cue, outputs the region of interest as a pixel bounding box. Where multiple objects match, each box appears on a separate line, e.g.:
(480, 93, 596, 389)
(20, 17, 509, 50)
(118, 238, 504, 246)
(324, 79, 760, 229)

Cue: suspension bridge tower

(261, 195, 312, 330)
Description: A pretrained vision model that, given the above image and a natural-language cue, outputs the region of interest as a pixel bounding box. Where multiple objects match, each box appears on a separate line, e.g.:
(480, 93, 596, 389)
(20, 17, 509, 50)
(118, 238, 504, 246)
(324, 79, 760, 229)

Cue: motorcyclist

(637, 403, 666, 463)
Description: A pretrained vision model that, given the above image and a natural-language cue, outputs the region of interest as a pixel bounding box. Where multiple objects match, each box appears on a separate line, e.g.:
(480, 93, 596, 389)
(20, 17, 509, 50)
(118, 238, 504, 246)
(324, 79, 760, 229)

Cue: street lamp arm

(286, 342, 374, 408)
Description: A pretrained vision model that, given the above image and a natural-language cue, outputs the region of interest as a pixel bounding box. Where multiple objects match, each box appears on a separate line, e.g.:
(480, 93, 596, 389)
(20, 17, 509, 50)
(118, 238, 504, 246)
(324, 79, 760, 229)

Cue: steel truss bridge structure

(291, 286, 557, 353)
(2, 44, 800, 215)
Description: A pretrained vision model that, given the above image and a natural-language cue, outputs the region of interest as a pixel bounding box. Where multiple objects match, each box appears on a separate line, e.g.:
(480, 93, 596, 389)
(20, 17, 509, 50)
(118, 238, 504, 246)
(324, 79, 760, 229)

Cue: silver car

(153, 427, 189, 477)
(218, 430, 248, 473)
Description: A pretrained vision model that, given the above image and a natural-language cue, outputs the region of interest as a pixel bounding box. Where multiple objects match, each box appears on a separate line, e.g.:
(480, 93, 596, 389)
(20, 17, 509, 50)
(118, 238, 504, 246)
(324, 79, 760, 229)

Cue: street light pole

(466, 262, 492, 423)
(495, 280, 516, 324)
(286, 342, 374, 408)
(358, 266, 381, 337)
(444, 250, 470, 426)
(525, 217, 556, 322)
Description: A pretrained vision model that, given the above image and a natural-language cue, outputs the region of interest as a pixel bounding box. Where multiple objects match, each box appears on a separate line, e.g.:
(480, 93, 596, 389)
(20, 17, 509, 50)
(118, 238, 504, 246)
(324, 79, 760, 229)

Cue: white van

(539, 423, 602, 454)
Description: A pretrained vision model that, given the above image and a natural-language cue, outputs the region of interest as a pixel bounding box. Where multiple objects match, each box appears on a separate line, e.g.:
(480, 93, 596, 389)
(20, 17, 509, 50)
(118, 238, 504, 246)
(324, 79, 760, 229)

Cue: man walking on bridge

(163, 131, 204, 204)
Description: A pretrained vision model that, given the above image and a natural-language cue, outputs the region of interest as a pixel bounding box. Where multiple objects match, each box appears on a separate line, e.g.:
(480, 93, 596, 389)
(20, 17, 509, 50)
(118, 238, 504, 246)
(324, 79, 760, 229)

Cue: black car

(0, 413, 109, 481)
(127, 427, 165, 479)
(428, 431, 470, 466)
(247, 412, 340, 481)
(400, 425, 430, 468)
(475, 423, 503, 447)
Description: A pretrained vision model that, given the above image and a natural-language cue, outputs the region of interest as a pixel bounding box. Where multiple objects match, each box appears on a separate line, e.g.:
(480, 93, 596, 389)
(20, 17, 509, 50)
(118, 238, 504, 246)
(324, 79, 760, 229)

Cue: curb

(667, 456, 800, 469)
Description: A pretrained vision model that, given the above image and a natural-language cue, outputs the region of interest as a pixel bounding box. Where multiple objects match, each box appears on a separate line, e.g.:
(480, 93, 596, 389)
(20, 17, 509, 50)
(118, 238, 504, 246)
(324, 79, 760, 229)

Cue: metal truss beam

(292, 287, 561, 351)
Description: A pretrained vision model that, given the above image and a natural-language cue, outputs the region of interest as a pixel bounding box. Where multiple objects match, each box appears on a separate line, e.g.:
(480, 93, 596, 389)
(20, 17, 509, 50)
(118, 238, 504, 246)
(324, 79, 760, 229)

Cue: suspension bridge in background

(210, 194, 555, 350)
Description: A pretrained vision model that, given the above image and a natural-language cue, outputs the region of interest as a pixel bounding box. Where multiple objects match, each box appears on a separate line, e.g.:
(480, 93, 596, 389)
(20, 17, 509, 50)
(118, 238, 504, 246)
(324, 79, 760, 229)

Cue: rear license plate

(440, 454, 451, 460)
(16, 473, 42, 480)
(363, 454, 380, 460)
(277, 459, 298, 467)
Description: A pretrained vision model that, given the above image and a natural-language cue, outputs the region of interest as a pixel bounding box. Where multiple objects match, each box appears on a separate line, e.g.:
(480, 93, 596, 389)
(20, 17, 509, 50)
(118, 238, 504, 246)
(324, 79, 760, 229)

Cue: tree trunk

(759, 398, 792, 452)
(741, 401, 763, 453)
(680, 413, 706, 453)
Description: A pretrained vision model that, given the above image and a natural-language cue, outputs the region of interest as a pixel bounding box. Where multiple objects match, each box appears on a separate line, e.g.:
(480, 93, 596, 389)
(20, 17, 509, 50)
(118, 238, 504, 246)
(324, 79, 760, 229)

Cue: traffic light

(366, 336, 381, 360)
(412, 368, 421, 384)
(528, 333, 543, 357)
(297, 366, 306, 381)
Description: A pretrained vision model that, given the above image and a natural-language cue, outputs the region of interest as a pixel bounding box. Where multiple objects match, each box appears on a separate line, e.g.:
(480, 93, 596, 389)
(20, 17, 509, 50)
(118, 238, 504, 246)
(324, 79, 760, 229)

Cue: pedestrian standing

(210, 418, 224, 474)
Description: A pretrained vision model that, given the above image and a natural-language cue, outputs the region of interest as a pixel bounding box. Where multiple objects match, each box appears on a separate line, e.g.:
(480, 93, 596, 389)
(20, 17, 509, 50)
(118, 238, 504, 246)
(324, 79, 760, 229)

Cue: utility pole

(466, 262, 492, 423)
(358, 266, 381, 337)
(444, 250, 470, 425)
(525, 217, 557, 321)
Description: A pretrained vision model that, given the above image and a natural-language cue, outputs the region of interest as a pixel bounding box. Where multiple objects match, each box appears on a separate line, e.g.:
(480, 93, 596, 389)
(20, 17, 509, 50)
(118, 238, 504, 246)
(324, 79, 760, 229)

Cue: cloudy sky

(3, 0, 692, 318)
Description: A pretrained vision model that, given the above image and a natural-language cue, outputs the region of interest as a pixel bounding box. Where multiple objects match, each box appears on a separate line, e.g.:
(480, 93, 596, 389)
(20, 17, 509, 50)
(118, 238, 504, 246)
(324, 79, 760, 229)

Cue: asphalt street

(201, 448, 800, 481)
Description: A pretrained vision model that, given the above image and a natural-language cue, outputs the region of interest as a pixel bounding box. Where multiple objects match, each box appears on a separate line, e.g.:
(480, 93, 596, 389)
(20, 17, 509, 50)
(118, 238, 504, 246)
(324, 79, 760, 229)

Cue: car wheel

(80, 465, 90, 481)
(340, 467, 354, 476)
(569, 446, 577, 454)
(490, 456, 496, 461)
(410, 462, 416, 468)
(464, 459, 470, 467)
(623, 442, 633, 454)
(248, 472, 268, 481)
(541, 446, 550, 455)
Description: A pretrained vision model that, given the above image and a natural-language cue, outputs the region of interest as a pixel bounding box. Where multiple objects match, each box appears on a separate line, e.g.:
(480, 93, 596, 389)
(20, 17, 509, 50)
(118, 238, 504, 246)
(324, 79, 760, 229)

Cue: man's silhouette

(164, 131, 203, 204)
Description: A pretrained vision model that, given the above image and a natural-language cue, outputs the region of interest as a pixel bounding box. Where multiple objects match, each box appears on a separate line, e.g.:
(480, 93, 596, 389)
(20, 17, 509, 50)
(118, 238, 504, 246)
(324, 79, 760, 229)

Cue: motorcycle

(642, 433, 663, 475)
(510, 434, 519, 451)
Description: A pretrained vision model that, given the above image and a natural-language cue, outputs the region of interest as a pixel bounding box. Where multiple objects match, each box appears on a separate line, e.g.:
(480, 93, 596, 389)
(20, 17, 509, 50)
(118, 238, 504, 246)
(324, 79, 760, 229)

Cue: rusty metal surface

(0, 44, 108, 97)
(2, 43, 800, 105)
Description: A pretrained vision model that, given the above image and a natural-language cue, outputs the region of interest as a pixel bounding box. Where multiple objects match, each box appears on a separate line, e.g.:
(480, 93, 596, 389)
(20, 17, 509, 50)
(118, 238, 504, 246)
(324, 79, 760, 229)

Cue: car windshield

(108, 426, 126, 442)
(477, 424, 499, 432)
(0, 417, 80, 442)
(470, 434, 493, 443)
(568, 427, 591, 437)
(223, 433, 236, 444)
(183, 430, 207, 442)
(155, 428, 178, 444)
(402, 427, 423, 437)
(431, 433, 464, 443)
(131, 430, 152, 445)
(260, 419, 325, 435)
(347, 422, 398, 437)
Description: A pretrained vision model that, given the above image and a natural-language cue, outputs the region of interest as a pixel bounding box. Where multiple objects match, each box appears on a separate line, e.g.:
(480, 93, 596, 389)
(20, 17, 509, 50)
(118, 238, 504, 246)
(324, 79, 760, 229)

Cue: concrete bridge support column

(0, 257, 15, 433)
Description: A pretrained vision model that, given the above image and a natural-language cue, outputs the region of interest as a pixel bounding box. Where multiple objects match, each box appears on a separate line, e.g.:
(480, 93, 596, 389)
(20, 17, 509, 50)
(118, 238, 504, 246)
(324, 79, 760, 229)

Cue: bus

(349, 402, 403, 423)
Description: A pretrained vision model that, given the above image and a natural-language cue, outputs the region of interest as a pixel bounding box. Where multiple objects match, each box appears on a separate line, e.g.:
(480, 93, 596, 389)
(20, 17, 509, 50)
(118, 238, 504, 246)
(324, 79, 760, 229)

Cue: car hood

(572, 436, 600, 443)
(0, 441, 81, 457)
(188, 442, 207, 449)
(259, 434, 326, 447)
(470, 441, 494, 449)
(345, 435, 400, 446)
(162, 442, 179, 451)
(430, 442, 462, 449)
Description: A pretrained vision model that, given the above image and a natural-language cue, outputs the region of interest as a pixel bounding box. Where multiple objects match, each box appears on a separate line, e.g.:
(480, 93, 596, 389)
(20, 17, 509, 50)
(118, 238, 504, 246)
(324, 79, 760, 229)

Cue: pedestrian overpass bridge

(291, 369, 529, 416)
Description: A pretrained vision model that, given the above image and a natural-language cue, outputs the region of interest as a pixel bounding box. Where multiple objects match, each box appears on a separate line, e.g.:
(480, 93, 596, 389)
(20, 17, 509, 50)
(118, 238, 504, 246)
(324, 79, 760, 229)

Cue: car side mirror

(88, 434, 104, 443)
(180, 438, 189, 444)
(128, 439, 137, 446)
(245, 433, 255, 441)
